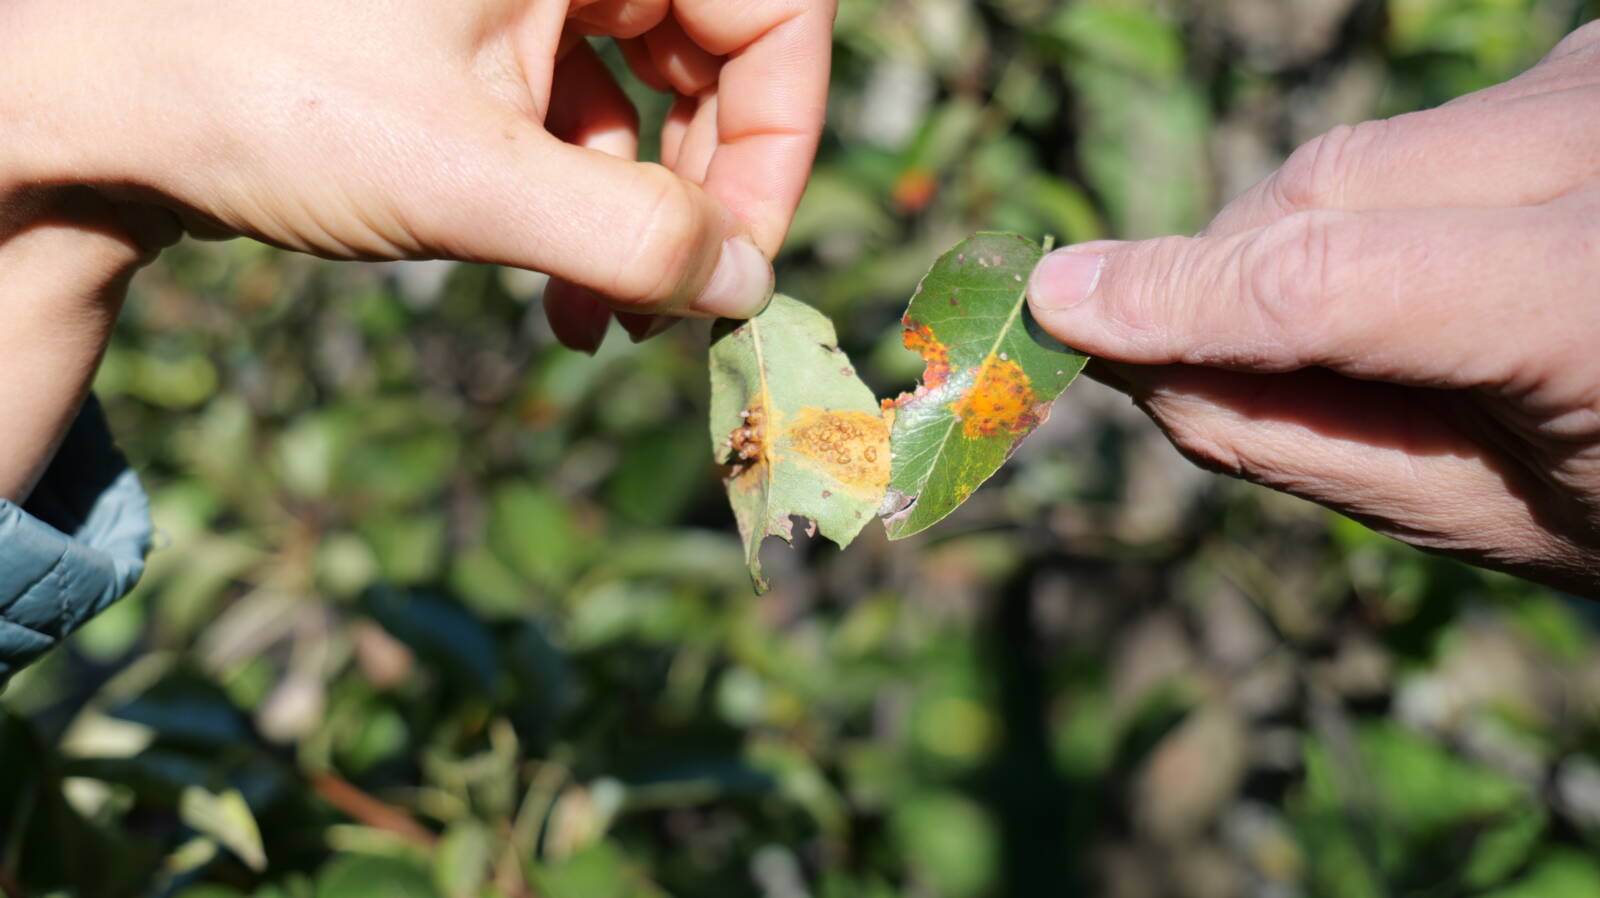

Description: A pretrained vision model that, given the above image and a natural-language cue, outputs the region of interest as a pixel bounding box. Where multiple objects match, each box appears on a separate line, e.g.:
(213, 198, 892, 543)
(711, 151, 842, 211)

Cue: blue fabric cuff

(0, 398, 151, 683)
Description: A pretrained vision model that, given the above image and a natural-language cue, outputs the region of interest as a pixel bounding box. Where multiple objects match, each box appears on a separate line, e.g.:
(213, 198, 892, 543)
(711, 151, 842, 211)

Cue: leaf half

(882, 233, 1087, 539)
(710, 295, 891, 591)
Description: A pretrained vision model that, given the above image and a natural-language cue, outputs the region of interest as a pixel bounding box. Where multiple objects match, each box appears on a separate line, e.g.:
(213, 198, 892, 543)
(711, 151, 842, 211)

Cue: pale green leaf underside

(710, 296, 891, 592)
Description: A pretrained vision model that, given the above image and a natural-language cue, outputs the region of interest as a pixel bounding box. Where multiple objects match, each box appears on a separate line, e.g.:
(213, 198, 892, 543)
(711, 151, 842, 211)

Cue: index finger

(672, 0, 835, 256)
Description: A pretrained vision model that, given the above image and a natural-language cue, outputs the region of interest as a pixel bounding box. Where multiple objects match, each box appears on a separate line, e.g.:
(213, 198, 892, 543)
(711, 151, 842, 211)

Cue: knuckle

(577, 0, 670, 39)
(1241, 211, 1355, 350)
(1097, 237, 1190, 338)
(1549, 20, 1600, 61)
(611, 165, 711, 306)
(1273, 122, 1384, 213)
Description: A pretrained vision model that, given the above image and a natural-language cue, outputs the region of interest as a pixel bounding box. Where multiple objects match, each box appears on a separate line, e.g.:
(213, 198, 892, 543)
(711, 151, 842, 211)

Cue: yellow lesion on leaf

(951, 355, 1038, 439)
(781, 408, 891, 500)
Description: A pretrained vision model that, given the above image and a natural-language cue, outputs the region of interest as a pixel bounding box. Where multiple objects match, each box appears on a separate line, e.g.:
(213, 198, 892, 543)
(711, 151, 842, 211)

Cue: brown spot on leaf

(785, 408, 891, 499)
(728, 407, 767, 464)
(951, 355, 1038, 438)
(724, 407, 770, 493)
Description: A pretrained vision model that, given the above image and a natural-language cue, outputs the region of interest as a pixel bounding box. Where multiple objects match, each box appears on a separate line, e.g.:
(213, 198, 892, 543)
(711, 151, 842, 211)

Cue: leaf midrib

(750, 316, 778, 508)
(895, 252, 1036, 530)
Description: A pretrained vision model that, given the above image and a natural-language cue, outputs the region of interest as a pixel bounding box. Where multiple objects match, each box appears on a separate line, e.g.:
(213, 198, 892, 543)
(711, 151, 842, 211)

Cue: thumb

(1024, 206, 1555, 387)
(411, 124, 773, 319)
(1024, 230, 1309, 372)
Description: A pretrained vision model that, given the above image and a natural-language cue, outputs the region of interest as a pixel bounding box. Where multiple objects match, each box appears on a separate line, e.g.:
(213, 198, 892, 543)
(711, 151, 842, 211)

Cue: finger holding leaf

(710, 234, 1088, 591)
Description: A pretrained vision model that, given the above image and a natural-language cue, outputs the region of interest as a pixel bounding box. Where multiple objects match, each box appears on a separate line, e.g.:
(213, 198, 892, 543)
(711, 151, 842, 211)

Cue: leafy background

(6, 1, 1600, 896)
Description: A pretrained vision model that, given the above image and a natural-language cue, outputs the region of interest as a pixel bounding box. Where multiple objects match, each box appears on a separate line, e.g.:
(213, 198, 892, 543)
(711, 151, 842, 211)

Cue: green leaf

(173, 887, 248, 898)
(490, 481, 585, 590)
(1464, 808, 1548, 890)
(433, 820, 493, 898)
(1482, 850, 1600, 898)
(316, 855, 440, 898)
(890, 790, 999, 897)
(1051, 4, 1186, 82)
(883, 233, 1087, 539)
(533, 842, 669, 898)
(710, 295, 891, 591)
(178, 786, 267, 872)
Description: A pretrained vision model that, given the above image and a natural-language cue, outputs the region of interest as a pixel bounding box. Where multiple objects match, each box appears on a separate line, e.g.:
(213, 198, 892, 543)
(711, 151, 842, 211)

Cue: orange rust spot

(902, 319, 951, 390)
(893, 169, 938, 213)
(951, 355, 1038, 438)
(784, 408, 891, 498)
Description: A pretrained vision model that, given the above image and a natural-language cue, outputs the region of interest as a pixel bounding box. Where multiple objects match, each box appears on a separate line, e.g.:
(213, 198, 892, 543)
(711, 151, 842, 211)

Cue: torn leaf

(883, 233, 1088, 539)
(710, 295, 891, 591)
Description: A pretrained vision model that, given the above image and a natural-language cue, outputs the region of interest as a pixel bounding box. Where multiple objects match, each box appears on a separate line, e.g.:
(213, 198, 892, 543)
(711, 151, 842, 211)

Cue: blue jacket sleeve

(0, 397, 151, 684)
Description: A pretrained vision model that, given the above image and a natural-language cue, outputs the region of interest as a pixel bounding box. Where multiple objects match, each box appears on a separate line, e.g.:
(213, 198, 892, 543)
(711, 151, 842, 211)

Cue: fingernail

(543, 280, 610, 356)
(617, 312, 680, 344)
(689, 237, 774, 319)
(571, 310, 610, 356)
(1028, 243, 1118, 312)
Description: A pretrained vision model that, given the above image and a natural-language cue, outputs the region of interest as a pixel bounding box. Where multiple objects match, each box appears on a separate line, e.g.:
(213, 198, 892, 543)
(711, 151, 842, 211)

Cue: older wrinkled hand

(1027, 23, 1600, 594)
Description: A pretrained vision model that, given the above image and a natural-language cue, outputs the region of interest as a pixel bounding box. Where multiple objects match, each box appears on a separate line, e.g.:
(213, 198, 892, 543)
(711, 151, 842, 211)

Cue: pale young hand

(0, 0, 834, 500)
(1028, 22, 1600, 595)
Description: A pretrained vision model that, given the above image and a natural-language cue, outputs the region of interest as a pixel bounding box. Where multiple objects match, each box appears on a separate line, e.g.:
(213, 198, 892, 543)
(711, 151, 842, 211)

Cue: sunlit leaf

(433, 820, 493, 898)
(882, 233, 1087, 539)
(179, 786, 267, 872)
(890, 790, 998, 897)
(709, 295, 892, 591)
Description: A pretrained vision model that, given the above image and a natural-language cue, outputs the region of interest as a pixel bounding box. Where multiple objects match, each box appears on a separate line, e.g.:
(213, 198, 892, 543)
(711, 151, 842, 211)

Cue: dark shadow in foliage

(0, 710, 166, 897)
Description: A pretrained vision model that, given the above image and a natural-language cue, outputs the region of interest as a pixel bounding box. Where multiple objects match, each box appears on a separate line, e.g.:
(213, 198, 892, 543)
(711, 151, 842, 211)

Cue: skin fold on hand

(0, 0, 834, 501)
(1028, 22, 1600, 596)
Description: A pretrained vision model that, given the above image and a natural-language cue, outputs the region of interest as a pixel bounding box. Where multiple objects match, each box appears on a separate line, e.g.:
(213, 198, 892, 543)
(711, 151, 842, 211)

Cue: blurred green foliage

(6, 1, 1600, 896)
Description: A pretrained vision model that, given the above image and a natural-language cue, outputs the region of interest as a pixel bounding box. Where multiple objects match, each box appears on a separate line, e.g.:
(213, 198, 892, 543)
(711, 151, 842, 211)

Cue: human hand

(0, 0, 832, 500)
(1027, 23, 1600, 594)
(10, 0, 833, 330)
